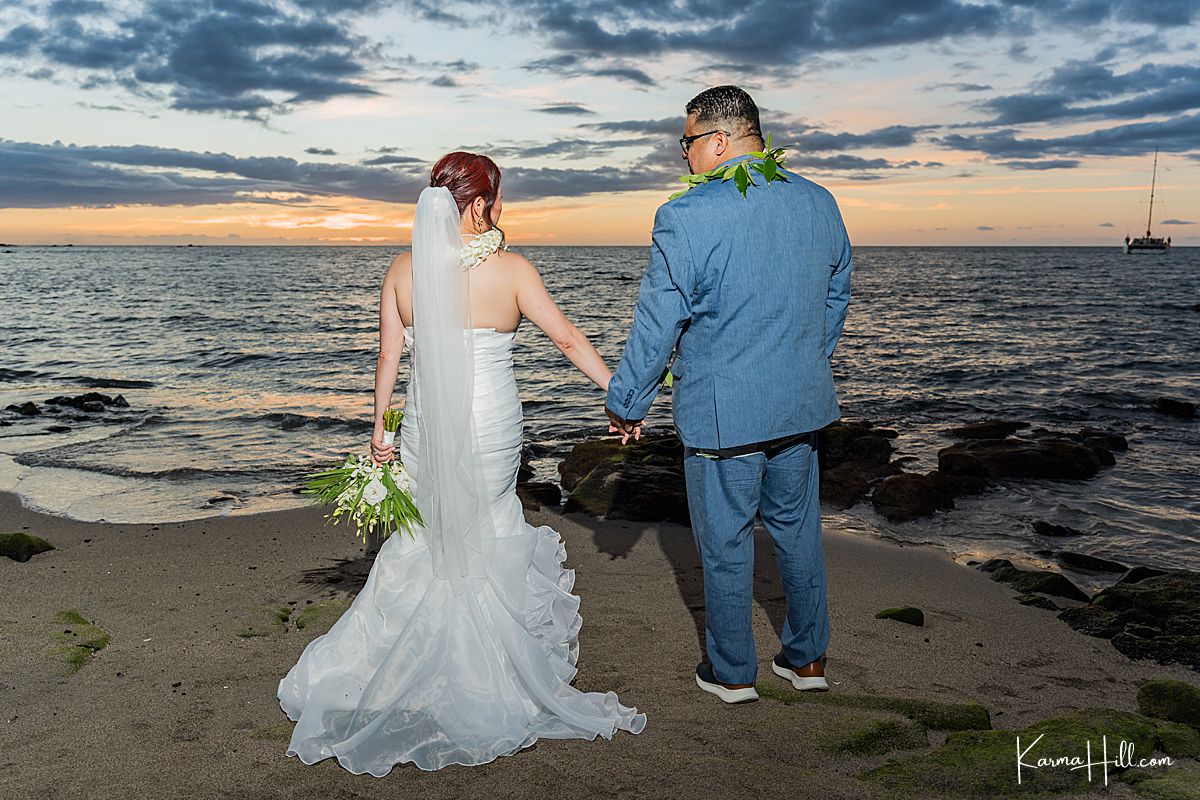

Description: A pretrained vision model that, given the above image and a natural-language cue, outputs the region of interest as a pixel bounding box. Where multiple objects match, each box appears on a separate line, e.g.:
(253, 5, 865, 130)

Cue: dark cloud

(977, 225, 996, 231)
(361, 154, 424, 165)
(522, 53, 654, 86)
(535, 103, 595, 115)
(1161, 218, 1195, 224)
(938, 113, 1200, 159)
(978, 59, 1200, 125)
(2, 0, 378, 116)
(923, 82, 994, 92)
(995, 158, 1081, 169)
(1098, 222, 1115, 227)
(430, 75, 459, 88)
(0, 138, 426, 208)
(305, 147, 337, 155)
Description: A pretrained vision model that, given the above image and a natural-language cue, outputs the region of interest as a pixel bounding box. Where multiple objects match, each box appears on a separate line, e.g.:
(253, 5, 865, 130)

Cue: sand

(1, 489, 1195, 799)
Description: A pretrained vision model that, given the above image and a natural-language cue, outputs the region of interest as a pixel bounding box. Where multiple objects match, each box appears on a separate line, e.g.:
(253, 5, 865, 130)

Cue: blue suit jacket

(605, 154, 852, 450)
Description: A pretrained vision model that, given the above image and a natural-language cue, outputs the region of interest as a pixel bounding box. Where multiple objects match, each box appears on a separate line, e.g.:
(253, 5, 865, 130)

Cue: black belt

(688, 431, 815, 460)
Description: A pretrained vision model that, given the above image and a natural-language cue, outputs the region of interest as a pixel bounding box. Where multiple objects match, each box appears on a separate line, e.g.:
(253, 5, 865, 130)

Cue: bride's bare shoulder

(385, 251, 413, 284)
(494, 249, 537, 278)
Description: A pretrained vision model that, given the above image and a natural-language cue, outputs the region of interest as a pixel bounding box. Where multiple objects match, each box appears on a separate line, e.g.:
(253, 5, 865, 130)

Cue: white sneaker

(772, 654, 829, 692)
(695, 664, 759, 704)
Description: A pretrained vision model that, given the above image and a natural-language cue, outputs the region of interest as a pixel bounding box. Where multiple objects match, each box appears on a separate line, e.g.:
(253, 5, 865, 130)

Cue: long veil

(410, 185, 494, 594)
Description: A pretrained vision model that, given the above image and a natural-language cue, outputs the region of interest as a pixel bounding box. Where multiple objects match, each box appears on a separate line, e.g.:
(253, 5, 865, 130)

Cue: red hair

(430, 152, 504, 242)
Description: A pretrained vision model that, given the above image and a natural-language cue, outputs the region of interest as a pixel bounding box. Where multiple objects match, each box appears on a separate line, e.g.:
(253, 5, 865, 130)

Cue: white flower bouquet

(301, 448, 423, 543)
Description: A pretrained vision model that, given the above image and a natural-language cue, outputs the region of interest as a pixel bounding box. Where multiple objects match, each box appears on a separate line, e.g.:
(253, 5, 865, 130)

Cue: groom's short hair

(686, 86, 763, 143)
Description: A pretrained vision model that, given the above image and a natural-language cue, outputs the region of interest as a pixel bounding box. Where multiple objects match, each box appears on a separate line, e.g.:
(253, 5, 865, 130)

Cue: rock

(43, 391, 125, 411)
(46, 425, 71, 433)
(5, 401, 39, 415)
(516, 481, 560, 511)
(1033, 519, 1089, 537)
(1153, 397, 1196, 419)
(818, 419, 894, 469)
(0, 532, 55, 562)
(978, 558, 1090, 602)
(1119, 566, 1170, 585)
(1057, 551, 1129, 573)
(860, 708, 1160, 797)
(819, 462, 870, 509)
(938, 438, 1102, 480)
(1059, 571, 1200, 670)
(1151, 720, 1200, 759)
(946, 419, 1030, 440)
(927, 470, 988, 500)
(1016, 594, 1060, 611)
(871, 473, 952, 521)
(874, 606, 924, 626)
(1078, 426, 1128, 451)
(1137, 679, 1200, 730)
(564, 460, 690, 525)
(112, 394, 130, 407)
(557, 432, 681, 492)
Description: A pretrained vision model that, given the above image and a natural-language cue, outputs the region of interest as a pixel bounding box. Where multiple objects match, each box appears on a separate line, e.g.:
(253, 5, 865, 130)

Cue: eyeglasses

(679, 129, 729, 155)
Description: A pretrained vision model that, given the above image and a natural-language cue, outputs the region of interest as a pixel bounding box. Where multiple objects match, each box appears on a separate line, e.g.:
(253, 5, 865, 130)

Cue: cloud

(977, 59, 1200, 125)
(1161, 218, 1195, 224)
(923, 82, 994, 92)
(1098, 222, 1115, 227)
(522, 53, 654, 86)
(305, 147, 337, 155)
(995, 159, 1081, 170)
(0, 137, 682, 208)
(938, 113, 1200, 159)
(0, 0, 379, 116)
(976, 225, 996, 231)
(535, 103, 596, 115)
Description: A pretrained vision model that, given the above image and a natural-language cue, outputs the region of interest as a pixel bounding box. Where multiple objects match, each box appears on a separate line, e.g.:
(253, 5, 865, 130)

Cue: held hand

(370, 430, 395, 466)
(605, 407, 644, 445)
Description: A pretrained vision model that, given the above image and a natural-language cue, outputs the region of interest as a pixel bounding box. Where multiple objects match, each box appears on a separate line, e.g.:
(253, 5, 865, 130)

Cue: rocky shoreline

(513, 415, 1200, 676)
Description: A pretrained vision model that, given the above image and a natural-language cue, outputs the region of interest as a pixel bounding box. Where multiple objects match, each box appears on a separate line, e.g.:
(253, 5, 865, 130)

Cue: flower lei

(670, 133, 788, 200)
(460, 228, 507, 270)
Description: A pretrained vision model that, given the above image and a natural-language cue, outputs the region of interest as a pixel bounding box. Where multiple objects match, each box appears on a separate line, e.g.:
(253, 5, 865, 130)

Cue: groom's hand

(606, 407, 643, 445)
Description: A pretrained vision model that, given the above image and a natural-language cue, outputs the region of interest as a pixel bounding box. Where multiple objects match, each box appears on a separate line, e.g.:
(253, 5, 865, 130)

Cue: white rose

(362, 478, 387, 506)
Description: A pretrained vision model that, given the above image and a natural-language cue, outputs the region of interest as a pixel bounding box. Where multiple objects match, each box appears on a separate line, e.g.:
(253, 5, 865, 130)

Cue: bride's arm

(371, 256, 408, 463)
(513, 256, 611, 391)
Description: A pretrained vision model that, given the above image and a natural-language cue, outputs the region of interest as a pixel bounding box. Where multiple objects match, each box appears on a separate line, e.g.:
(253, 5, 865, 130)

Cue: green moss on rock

(51, 609, 110, 673)
(825, 714, 929, 756)
(0, 532, 54, 562)
(875, 606, 925, 626)
(1121, 762, 1200, 800)
(859, 707, 1161, 797)
(756, 683, 991, 732)
(294, 599, 351, 632)
(1138, 679, 1200, 730)
(1152, 721, 1200, 758)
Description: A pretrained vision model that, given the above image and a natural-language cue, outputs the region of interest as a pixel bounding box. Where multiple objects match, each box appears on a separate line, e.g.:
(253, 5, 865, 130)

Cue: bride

(276, 151, 646, 775)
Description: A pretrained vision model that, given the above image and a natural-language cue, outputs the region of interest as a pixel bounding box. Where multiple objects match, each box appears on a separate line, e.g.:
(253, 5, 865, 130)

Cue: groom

(605, 85, 852, 704)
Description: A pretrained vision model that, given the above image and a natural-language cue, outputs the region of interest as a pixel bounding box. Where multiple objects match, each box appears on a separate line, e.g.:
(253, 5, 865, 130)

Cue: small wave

(197, 352, 276, 369)
(0, 367, 55, 382)
(11, 452, 298, 482)
(235, 411, 372, 432)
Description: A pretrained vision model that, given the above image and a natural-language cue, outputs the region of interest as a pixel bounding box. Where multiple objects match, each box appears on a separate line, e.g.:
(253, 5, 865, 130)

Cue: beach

(3, 488, 1197, 800)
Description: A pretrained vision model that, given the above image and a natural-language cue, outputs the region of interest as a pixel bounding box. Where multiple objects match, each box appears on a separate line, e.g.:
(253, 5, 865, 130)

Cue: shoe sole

(772, 660, 829, 692)
(695, 673, 759, 704)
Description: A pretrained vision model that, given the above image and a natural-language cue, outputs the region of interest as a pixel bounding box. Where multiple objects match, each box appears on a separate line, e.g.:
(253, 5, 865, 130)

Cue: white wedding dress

(276, 187, 645, 775)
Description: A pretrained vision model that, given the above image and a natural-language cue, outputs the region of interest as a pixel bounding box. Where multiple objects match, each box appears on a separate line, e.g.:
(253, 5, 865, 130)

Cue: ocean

(2, 245, 1197, 590)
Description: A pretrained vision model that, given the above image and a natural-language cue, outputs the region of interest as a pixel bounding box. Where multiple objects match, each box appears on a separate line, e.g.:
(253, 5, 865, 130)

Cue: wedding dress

(276, 186, 645, 775)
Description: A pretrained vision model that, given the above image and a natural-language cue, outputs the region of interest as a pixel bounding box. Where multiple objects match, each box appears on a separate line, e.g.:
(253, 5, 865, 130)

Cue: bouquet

(300, 408, 423, 543)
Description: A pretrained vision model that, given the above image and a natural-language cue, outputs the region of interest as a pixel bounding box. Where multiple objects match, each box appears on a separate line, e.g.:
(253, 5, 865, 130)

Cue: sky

(1, 0, 1198, 246)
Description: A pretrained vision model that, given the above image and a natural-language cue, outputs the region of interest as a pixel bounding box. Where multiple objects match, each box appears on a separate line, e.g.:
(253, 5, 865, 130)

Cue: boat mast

(1146, 147, 1158, 238)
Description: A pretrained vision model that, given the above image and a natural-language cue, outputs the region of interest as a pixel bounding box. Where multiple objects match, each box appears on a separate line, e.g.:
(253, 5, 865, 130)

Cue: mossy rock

(859, 707, 1160, 797)
(756, 683, 991, 732)
(557, 433, 682, 491)
(236, 604, 293, 638)
(250, 722, 295, 741)
(1137, 679, 1200, 729)
(980, 558, 1090, 602)
(875, 606, 924, 626)
(823, 712, 929, 756)
(1152, 720, 1200, 758)
(50, 609, 110, 673)
(1120, 761, 1200, 800)
(294, 599, 352, 633)
(0, 532, 54, 562)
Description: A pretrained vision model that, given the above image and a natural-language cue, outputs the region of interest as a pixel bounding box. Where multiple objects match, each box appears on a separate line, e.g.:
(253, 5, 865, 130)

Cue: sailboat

(1124, 148, 1171, 253)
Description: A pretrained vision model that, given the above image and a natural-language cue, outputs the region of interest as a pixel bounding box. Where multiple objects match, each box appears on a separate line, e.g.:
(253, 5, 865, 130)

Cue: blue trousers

(682, 432, 830, 684)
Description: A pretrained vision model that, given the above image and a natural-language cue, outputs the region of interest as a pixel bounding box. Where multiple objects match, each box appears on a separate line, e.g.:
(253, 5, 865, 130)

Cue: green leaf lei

(669, 133, 788, 200)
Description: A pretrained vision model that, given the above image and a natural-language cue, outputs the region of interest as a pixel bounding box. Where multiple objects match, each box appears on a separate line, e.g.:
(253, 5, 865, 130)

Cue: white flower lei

(459, 228, 506, 271)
